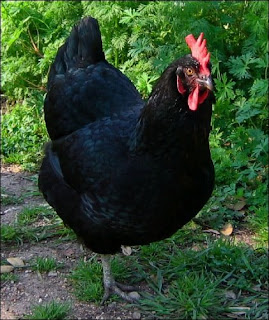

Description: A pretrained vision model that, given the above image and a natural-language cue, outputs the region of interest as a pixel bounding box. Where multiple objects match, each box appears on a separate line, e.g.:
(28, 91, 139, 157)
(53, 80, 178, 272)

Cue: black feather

(39, 17, 215, 255)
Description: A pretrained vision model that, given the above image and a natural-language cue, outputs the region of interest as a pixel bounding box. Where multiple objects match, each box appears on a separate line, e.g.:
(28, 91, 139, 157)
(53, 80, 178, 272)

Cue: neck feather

(129, 73, 213, 156)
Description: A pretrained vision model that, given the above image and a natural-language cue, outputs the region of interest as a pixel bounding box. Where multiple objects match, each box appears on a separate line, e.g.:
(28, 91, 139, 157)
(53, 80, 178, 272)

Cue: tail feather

(48, 17, 105, 86)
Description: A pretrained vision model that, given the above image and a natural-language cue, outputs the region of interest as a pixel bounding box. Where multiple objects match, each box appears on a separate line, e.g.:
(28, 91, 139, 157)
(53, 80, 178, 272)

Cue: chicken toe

(100, 254, 140, 304)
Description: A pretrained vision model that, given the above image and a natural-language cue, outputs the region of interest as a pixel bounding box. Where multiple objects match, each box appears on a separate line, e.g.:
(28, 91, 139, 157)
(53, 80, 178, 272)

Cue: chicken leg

(100, 254, 140, 304)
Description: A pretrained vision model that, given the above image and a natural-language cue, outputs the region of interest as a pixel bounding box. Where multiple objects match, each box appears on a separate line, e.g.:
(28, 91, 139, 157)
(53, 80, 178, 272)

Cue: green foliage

(0, 224, 38, 244)
(17, 206, 55, 225)
(1, 187, 24, 205)
(70, 259, 103, 302)
(140, 272, 222, 319)
(1, 1, 83, 100)
(24, 301, 71, 320)
(138, 237, 268, 319)
(0, 205, 73, 245)
(32, 257, 63, 273)
(1, 100, 48, 171)
(70, 256, 132, 302)
(0, 273, 19, 283)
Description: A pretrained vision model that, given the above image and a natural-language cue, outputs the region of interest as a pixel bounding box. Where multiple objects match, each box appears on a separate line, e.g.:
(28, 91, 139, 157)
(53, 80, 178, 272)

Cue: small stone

(121, 245, 132, 256)
(252, 285, 261, 292)
(210, 205, 219, 212)
(0, 265, 14, 273)
(4, 207, 19, 214)
(38, 298, 42, 303)
(7, 257, 25, 267)
(225, 290, 236, 300)
(128, 291, 140, 300)
(25, 269, 32, 273)
(220, 223, 233, 236)
(108, 302, 117, 309)
(132, 311, 141, 319)
(48, 271, 57, 277)
(65, 249, 75, 257)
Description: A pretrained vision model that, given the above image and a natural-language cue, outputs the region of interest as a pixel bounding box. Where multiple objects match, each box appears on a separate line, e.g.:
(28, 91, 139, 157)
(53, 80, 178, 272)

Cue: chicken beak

(197, 76, 214, 91)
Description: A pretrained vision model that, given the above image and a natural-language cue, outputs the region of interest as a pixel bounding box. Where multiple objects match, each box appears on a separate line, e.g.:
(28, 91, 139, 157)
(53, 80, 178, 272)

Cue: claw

(115, 282, 139, 292)
(100, 254, 140, 304)
(101, 282, 139, 305)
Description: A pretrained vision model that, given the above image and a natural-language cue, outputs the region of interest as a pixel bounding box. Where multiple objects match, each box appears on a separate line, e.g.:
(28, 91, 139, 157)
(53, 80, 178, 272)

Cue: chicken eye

(185, 68, 194, 76)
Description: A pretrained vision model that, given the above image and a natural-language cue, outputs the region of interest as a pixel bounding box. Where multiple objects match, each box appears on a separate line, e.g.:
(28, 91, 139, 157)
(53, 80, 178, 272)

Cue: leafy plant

(32, 257, 63, 273)
(1, 101, 48, 171)
(70, 256, 132, 302)
(70, 258, 103, 302)
(24, 301, 71, 320)
(1, 188, 24, 205)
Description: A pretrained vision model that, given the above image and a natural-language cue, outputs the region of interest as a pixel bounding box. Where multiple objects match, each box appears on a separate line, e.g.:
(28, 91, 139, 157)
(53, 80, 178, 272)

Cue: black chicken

(38, 17, 215, 303)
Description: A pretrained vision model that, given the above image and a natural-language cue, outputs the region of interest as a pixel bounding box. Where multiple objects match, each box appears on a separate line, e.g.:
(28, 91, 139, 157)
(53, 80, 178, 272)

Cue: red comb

(185, 33, 210, 76)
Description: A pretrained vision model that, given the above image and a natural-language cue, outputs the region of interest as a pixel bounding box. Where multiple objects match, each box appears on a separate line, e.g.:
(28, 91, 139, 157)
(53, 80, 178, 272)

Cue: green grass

(67, 232, 268, 318)
(136, 237, 268, 319)
(1, 187, 267, 319)
(17, 206, 56, 225)
(1, 187, 24, 205)
(1, 205, 76, 245)
(24, 301, 71, 320)
(1, 224, 39, 244)
(140, 272, 223, 319)
(32, 257, 63, 273)
(1, 273, 19, 283)
(1, 184, 42, 206)
(70, 258, 103, 302)
(70, 255, 133, 302)
(247, 206, 268, 244)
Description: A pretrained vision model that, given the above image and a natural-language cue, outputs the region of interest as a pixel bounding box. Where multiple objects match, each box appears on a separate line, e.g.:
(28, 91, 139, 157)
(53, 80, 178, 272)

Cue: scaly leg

(100, 254, 140, 304)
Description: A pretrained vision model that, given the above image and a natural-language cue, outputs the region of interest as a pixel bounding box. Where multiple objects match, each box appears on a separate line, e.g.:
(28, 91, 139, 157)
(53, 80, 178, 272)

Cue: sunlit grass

(31, 257, 64, 273)
(24, 301, 71, 320)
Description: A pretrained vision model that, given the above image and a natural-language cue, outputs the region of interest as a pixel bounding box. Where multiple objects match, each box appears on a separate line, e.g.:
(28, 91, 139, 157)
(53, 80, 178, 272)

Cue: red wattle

(198, 90, 209, 105)
(188, 86, 199, 111)
(188, 86, 209, 111)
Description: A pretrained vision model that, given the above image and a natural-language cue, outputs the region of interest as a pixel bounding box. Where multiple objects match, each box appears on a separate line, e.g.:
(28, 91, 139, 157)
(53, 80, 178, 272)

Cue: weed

(32, 257, 63, 273)
(1, 221, 77, 246)
(70, 256, 132, 302)
(1, 103, 48, 172)
(24, 301, 71, 320)
(138, 237, 268, 319)
(0, 203, 77, 246)
(142, 272, 223, 319)
(17, 206, 56, 226)
(247, 206, 268, 244)
(0, 224, 37, 245)
(1, 188, 23, 206)
(70, 258, 103, 302)
(1, 273, 19, 283)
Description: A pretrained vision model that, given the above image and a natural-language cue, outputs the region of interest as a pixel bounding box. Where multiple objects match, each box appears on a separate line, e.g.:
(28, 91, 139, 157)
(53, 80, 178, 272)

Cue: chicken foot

(100, 254, 140, 304)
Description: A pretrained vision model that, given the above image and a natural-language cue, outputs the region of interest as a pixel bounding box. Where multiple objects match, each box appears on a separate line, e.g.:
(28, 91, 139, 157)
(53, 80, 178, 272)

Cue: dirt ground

(1, 165, 144, 320)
